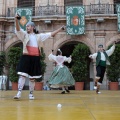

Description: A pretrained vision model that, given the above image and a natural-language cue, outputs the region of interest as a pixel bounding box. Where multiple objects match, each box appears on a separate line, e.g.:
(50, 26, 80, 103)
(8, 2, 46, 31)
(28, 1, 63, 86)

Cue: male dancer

(14, 14, 65, 99)
(89, 42, 116, 94)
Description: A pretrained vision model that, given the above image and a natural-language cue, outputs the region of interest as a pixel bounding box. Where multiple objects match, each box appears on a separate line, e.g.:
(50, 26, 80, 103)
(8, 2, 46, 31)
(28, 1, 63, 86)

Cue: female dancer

(48, 49, 75, 94)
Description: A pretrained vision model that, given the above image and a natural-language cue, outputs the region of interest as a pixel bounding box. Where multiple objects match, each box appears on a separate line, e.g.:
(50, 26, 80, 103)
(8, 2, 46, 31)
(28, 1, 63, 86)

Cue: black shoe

(61, 91, 65, 94)
(65, 89, 70, 93)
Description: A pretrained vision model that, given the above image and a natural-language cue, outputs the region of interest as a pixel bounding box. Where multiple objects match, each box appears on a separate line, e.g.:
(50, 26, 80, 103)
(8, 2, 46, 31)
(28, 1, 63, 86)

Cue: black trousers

(96, 65, 106, 84)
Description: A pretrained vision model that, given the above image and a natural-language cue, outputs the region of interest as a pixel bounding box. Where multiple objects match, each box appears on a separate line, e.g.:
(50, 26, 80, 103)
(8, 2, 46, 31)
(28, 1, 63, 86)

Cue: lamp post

(99, 0, 101, 4)
(48, 0, 49, 5)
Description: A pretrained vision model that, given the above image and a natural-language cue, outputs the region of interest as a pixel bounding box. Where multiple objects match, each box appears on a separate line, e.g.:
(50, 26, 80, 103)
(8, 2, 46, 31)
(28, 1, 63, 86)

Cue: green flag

(117, 4, 120, 31)
(16, 8, 32, 30)
(66, 6, 85, 35)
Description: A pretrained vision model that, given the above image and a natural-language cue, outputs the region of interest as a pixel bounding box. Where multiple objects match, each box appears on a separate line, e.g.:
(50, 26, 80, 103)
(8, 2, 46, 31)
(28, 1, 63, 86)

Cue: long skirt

(48, 65, 75, 88)
(17, 55, 41, 78)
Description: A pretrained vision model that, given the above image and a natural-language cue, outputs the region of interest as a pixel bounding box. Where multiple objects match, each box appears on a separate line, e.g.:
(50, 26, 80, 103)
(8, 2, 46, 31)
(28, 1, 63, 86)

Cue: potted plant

(35, 47, 47, 90)
(7, 47, 22, 90)
(0, 51, 5, 75)
(71, 43, 90, 90)
(107, 44, 120, 90)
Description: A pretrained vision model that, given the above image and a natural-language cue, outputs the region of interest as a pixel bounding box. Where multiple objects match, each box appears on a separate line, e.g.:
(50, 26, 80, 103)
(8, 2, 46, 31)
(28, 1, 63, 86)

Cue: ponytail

(33, 28, 39, 34)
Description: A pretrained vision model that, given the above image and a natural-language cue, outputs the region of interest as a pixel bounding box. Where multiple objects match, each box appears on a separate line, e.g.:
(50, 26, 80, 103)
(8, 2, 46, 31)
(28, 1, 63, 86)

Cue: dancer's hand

(15, 13, 21, 20)
(89, 55, 92, 59)
(61, 25, 66, 30)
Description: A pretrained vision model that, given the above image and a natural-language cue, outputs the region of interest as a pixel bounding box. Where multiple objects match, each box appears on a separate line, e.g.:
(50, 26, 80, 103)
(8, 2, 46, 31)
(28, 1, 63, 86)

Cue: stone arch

(106, 34, 120, 47)
(54, 34, 94, 53)
(4, 36, 21, 52)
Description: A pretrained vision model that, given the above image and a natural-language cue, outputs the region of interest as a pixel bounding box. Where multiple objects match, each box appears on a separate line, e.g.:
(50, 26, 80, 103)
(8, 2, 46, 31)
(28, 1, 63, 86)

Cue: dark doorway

(59, 41, 79, 68)
(59, 42, 91, 90)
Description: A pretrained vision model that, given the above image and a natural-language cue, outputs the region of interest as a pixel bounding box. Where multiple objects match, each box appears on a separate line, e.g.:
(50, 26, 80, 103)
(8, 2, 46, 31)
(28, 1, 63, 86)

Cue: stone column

(94, 32, 106, 51)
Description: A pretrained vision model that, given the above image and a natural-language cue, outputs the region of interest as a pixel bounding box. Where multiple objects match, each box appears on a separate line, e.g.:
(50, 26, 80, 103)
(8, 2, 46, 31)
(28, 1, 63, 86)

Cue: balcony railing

(1, 4, 118, 18)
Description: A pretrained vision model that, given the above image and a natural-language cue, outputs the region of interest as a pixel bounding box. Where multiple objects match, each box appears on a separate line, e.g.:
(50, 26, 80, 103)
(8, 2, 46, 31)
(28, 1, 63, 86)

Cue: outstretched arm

(64, 55, 72, 63)
(48, 51, 56, 62)
(106, 42, 116, 56)
(38, 26, 66, 42)
(89, 53, 98, 59)
(15, 14, 26, 41)
(51, 26, 66, 37)
(15, 14, 20, 31)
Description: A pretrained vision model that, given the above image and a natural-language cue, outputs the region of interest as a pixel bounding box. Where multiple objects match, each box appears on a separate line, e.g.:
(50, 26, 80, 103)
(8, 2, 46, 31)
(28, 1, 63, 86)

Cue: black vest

(96, 51, 110, 66)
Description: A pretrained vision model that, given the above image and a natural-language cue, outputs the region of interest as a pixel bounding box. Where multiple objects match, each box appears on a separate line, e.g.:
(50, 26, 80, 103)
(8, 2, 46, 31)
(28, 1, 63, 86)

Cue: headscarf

(26, 21, 35, 27)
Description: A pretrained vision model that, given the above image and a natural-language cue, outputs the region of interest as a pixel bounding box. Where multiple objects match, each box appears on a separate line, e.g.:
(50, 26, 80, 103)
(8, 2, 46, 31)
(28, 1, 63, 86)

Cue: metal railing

(85, 4, 116, 15)
(0, 4, 118, 18)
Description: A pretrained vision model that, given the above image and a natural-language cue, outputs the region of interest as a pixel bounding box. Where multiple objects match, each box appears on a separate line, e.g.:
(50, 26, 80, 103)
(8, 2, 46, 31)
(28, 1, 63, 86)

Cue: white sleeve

(38, 33, 51, 42)
(48, 53, 56, 62)
(106, 44, 115, 56)
(15, 28, 26, 41)
(89, 53, 98, 59)
(64, 56, 72, 63)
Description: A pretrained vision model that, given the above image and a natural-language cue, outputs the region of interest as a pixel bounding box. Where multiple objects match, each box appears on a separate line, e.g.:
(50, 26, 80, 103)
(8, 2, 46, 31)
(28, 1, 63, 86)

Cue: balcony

(2, 4, 118, 18)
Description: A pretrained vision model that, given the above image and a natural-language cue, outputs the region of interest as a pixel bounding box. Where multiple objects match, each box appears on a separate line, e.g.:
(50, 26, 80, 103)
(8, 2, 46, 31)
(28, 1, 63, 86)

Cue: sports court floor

(0, 90, 120, 120)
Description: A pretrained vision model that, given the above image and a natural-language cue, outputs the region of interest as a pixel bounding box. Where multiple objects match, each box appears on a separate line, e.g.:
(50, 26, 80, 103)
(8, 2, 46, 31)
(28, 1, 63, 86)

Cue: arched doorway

(59, 41, 79, 68)
(58, 41, 91, 90)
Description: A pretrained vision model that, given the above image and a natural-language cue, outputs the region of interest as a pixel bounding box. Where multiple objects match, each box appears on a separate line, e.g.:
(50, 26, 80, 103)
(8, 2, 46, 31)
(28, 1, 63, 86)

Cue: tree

(71, 43, 90, 82)
(7, 47, 22, 82)
(0, 51, 6, 75)
(107, 44, 120, 82)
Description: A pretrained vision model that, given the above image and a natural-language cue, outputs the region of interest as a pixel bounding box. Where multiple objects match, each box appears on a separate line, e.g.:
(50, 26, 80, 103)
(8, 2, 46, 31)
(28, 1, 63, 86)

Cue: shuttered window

(17, 0, 35, 8)
(114, 0, 120, 4)
(17, 0, 35, 15)
(64, 0, 83, 6)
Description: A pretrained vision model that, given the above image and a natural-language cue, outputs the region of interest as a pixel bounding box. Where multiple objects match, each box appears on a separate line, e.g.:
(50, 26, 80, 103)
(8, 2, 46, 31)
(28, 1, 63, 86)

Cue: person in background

(89, 42, 116, 94)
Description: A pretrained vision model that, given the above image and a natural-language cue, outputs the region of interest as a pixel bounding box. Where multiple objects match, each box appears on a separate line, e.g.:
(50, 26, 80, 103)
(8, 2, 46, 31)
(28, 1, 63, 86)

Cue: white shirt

(89, 44, 115, 65)
(48, 53, 71, 66)
(15, 29, 51, 55)
(15, 29, 51, 42)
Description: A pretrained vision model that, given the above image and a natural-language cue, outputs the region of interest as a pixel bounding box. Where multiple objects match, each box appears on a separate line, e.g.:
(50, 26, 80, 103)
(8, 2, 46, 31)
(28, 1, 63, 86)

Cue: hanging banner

(117, 4, 120, 32)
(66, 6, 85, 35)
(16, 8, 32, 30)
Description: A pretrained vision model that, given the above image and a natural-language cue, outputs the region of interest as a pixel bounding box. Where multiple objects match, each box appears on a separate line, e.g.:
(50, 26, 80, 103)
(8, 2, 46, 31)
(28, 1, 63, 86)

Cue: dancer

(89, 42, 116, 94)
(14, 14, 65, 99)
(48, 49, 75, 94)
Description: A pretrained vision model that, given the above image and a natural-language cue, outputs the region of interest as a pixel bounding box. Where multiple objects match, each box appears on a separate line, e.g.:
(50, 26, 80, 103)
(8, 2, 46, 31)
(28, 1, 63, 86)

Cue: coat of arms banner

(117, 4, 120, 31)
(66, 6, 85, 35)
(16, 8, 32, 30)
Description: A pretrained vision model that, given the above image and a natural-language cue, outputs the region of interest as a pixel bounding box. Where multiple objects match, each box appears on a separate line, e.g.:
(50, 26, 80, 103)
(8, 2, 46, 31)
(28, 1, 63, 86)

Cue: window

(114, 0, 120, 4)
(64, 0, 83, 6)
(17, 0, 35, 8)
(114, 0, 120, 14)
(17, 0, 35, 15)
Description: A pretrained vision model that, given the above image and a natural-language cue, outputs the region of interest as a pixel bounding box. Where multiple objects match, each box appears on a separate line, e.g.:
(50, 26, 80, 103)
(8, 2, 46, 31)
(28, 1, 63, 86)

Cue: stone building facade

(0, 0, 120, 89)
